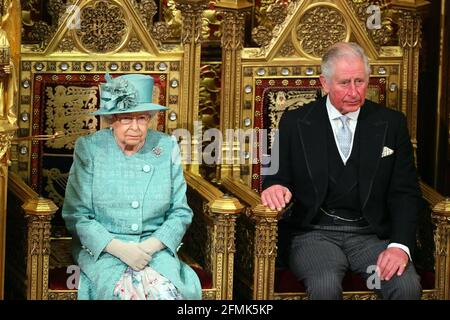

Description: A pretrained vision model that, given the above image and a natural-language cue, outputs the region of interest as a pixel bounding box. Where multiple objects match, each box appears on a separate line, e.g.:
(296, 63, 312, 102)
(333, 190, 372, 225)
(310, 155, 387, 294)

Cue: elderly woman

(62, 74, 202, 300)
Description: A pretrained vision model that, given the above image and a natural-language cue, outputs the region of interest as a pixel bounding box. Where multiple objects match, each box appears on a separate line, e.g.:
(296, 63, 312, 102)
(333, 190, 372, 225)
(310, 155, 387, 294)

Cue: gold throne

(4, 0, 243, 300)
(215, 0, 450, 300)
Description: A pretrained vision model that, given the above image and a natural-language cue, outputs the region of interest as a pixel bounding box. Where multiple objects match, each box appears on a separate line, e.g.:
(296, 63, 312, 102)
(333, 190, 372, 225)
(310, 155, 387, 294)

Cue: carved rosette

(29, 21, 52, 43)
(127, 37, 143, 52)
(58, 37, 75, 52)
(74, 1, 129, 53)
(252, 26, 272, 48)
(152, 22, 172, 45)
(280, 40, 295, 57)
(296, 6, 348, 58)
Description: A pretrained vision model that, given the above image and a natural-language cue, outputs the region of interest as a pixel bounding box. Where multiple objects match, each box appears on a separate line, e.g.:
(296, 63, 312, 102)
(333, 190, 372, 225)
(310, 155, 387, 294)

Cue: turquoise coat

(62, 129, 202, 300)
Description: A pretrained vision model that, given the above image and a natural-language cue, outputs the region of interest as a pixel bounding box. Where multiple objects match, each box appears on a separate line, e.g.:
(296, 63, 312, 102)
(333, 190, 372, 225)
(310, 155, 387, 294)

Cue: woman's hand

(105, 239, 151, 271)
(139, 237, 166, 255)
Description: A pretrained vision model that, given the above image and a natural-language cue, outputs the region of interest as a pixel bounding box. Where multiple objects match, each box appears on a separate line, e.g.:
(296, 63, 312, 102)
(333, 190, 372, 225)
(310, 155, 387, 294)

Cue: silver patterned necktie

(336, 115, 352, 158)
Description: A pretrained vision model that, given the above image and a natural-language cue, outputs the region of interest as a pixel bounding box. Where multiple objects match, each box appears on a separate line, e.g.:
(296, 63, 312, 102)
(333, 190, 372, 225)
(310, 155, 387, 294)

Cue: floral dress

(113, 266, 184, 300)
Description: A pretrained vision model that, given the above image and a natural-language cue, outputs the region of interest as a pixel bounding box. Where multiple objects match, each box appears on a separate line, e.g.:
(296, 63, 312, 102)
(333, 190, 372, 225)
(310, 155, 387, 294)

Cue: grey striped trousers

(288, 225, 422, 300)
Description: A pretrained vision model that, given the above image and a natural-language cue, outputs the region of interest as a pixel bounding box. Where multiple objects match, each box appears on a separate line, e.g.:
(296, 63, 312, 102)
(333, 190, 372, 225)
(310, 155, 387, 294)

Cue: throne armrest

(223, 177, 450, 300)
(220, 176, 280, 299)
(6, 172, 58, 300)
(184, 171, 244, 300)
(422, 182, 450, 300)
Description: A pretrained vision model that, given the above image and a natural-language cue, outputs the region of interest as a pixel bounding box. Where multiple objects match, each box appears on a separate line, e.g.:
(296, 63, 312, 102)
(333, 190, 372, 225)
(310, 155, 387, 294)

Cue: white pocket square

(381, 146, 394, 158)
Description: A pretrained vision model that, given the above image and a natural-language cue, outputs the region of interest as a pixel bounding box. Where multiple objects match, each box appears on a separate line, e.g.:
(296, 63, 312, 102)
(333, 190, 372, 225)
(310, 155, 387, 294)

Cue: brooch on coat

(152, 146, 162, 157)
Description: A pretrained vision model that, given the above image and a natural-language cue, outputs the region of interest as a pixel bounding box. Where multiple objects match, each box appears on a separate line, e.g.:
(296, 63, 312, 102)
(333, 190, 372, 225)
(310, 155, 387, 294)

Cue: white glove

(105, 239, 151, 271)
(139, 237, 166, 255)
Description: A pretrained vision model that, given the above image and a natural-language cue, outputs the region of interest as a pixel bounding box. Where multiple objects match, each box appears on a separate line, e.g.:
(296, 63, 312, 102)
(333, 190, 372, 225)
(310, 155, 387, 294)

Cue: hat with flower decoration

(93, 73, 168, 115)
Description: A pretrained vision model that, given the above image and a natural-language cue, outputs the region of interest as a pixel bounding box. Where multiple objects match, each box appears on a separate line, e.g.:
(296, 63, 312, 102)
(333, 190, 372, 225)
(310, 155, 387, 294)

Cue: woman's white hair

(321, 42, 371, 81)
(101, 111, 157, 125)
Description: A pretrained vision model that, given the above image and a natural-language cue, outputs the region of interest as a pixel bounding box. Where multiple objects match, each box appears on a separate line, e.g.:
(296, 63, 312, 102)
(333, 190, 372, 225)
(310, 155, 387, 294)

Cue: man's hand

(105, 239, 151, 271)
(261, 184, 292, 211)
(139, 237, 165, 255)
(376, 247, 409, 281)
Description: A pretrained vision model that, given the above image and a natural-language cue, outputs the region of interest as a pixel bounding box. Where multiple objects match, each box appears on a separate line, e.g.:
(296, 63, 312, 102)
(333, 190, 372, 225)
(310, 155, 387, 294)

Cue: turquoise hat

(93, 73, 168, 115)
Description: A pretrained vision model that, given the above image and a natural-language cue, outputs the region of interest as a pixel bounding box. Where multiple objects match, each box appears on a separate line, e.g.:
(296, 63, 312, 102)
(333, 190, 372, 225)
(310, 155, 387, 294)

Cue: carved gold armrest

(184, 171, 244, 300)
(220, 177, 279, 299)
(8, 172, 58, 300)
(431, 196, 450, 299)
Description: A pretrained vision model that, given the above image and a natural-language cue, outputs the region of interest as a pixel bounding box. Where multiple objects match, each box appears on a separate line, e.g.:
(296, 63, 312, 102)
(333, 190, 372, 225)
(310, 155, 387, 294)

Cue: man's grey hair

(321, 42, 371, 81)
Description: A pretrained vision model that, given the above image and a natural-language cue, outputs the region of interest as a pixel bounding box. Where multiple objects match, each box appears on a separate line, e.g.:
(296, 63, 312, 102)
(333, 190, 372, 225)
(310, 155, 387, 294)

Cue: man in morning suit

(261, 42, 422, 300)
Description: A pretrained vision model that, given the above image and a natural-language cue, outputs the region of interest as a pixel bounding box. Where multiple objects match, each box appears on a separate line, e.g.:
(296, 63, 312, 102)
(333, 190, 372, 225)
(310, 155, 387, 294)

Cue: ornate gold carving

(163, 0, 182, 39)
(274, 290, 438, 300)
(175, 0, 208, 45)
(130, 0, 157, 28)
(48, 291, 78, 300)
(296, 6, 348, 58)
(420, 290, 439, 300)
(221, 11, 246, 51)
(57, 37, 75, 52)
(44, 85, 98, 149)
(346, 0, 399, 47)
(399, 11, 422, 48)
(252, 26, 272, 47)
(201, 289, 216, 300)
(152, 22, 172, 46)
(266, 2, 288, 25)
(434, 215, 450, 256)
(127, 37, 142, 52)
(343, 293, 378, 300)
(0, 132, 13, 160)
(74, 1, 129, 53)
(27, 215, 52, 256)
(29, 21, 52, 44)
(279, 40, 295, 57)
(199, 64, 221, 129)
(253, 216, 278, 258)
(370, 17, 396, 47)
